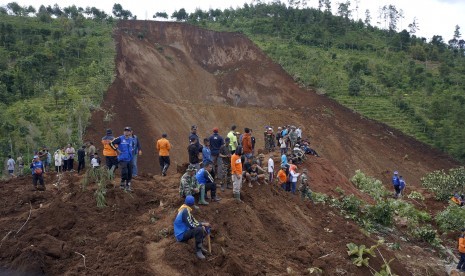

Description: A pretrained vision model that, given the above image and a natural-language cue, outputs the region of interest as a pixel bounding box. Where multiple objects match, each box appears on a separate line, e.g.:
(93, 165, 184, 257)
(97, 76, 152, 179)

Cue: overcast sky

(2, 0, 464, 40)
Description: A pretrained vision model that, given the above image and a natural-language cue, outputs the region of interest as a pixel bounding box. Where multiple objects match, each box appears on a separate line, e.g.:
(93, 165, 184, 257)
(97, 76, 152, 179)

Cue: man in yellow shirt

(156, 133, 172, 176)
(227, 125, 238, 154)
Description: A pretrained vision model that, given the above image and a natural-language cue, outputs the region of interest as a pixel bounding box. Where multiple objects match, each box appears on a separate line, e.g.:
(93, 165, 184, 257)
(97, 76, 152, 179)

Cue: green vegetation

(0, 4, 115, 161)
(174, 2, 465, 161)
(421, 167, 465, 200)
(82, 166, 112, 207)
(346, 240, 397, 275)
(435, 203, 465, 232)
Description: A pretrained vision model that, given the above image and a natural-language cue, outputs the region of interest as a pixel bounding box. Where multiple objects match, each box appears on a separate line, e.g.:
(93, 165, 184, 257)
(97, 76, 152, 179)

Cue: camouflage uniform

(298, 172, 312, 201)
(264, 131, 275, 152)
(179, 172, 199, 197)
(220, 144, 232, 189)
(289, 130, 298, 150)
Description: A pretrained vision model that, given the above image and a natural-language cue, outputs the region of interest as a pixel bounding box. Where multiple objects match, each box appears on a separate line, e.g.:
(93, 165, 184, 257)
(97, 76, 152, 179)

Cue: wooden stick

(207, 234, 211, 254)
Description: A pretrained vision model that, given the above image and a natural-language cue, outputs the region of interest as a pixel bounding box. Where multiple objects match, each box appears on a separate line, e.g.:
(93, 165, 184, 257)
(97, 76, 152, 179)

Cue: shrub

(421, 167, 465, 201)
(351, 170, 389, 200)
(435, 203, 465, 232)
(390, 199, 431, 223)
(407, 191, 425, 201)
(312, 192, 329, 203)
(366, 200, 393, 227)
(411, 225, 440, 245)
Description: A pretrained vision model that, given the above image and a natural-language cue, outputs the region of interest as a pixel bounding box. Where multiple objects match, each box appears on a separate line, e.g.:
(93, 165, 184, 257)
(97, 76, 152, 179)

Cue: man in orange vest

(156, 133, 172, 176)
(101, 129, 118, 174)
(457, 228, 465, 272)
(231, 145, 243, 202)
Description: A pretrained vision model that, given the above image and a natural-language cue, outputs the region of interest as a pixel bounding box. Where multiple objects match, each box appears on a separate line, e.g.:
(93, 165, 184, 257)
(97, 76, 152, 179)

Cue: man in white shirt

(296, 127, 302, 142)
(91, 153, 101, 168)
(267, 154, 274, 183)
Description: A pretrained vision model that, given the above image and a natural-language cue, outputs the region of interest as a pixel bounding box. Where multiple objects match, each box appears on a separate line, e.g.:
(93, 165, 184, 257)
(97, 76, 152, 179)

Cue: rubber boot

(195, 244, 205, 260)
(198, 186, 209, 205)
(126, 182, 133, 192)
(120, 181, 125, 190)
(234, 192, 242, 203)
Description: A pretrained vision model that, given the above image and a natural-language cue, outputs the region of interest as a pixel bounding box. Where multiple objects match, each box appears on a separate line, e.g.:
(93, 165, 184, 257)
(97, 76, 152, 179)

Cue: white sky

(2, 0, 464, 41)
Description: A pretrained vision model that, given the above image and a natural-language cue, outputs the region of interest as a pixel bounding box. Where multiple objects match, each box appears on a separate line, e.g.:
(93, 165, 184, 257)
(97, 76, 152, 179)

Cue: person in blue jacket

(196, 162, 221, 205)
(30, 155, 45, 190)
(392, 171, 401, 198)
(110, 126, 135, 191)
(209, 127, 224, 179)
(399, 176, 406, 197)
(173, 195, 210, 259)
(130, 129, 142, 178)
(202, 138, 212, 167)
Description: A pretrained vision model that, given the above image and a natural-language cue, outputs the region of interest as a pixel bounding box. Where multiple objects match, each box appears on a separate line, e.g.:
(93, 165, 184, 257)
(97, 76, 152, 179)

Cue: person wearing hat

(299, 168, 312, 201)
(156, 133, 172, 176)
(173, 195, 211, 260)
(209, 127, 224, 179)
(188, 137, 201, 171)
(219, 137, 232, 191)
(30, 155, 45, 190)
(179, 165, 200, 198)
(227, 125, 238, 154)
(189, 125, 202, 153)
(392, 171, 401, 198)
(457, 228, 465, 272)
(102, 128, 118, 174)
(264, 127, 275, 153)
(110, 127, 135, 191)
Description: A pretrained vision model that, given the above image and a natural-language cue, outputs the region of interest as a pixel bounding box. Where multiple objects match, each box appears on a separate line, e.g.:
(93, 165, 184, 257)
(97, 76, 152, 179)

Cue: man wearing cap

(102, 129, 118, 174)
(392, 171, 401, 198)
(110, 127, 135, 191)
(209, 127, 224, 179)
(173, 195, 211, 260)
(188, 137, 201, 171)
(156, 133, 172, 176)
(219, 137, 232, 191)
(227, 125, 238, 154)
(30, 155, 45, 190)
(189, 125, 202, 152)
(179, 165, 200, 198)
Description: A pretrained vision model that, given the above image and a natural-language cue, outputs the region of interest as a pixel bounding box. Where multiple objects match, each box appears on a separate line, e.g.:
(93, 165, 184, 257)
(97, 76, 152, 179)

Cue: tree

(454, 25, 461, 40)
(387, 5, 399, 32)
(324, 0, 331, 13)
(171, 8, 188, 21)
(112, 3, 132, 20)
(408, 17, 419, 35)
(6, 2, 22, 16)
(153, 12, 168, 19)
(364, 9, 371, 26)
(348, 78, 361, 96)
(318, 0, 323, 11)
(337, 1, 351, 20)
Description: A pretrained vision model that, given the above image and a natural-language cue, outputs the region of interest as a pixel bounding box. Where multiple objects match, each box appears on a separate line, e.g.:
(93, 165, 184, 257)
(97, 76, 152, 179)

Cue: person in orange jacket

(231, 145, 243, 202)
(101, 129, 118, 174)
(451, 193, 465, 206)
(277, 164, 288, 190)
(156, 133, 172, 176)
(241, 128, 253, 160)
(457, 228, 465, 272)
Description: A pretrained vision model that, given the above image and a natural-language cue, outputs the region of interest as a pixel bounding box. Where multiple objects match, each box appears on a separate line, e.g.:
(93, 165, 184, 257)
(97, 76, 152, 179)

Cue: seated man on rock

(179, 165, 200, 198)
(195, 162, 221, 205)
(245, 160, 267, 187)
(173, 195, 210, 259)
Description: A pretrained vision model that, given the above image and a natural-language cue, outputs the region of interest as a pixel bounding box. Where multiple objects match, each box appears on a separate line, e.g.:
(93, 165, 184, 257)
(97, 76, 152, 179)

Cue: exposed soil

(1, 21, 462, 275)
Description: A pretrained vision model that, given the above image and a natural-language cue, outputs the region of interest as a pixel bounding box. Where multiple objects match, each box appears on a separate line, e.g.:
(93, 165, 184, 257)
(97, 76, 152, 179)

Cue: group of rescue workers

(17, 123, 465, 266)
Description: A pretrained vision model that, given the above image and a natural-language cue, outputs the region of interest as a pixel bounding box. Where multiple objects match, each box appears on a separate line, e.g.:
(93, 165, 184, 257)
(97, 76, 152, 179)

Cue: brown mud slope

(86, 21, 458, 188)
(0, 172, 449, 275)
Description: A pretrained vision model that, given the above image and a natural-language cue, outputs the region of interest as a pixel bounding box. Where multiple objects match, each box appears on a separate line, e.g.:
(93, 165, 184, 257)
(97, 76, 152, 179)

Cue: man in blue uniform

(110, 127, 135, 191)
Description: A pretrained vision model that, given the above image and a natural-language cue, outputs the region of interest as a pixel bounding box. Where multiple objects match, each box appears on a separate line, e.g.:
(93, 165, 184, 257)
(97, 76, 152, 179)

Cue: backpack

(34, 167, 43, 175)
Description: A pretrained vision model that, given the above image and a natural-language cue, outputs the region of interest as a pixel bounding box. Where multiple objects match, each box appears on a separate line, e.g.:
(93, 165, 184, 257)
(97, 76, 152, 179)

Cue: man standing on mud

(231, 145, 243, 202)
(131, 129, 142, 178)
(189, 125, 201, 152)
(209, 127, 224, 179)
(102, 129, 118, 174)
(188, 137, 201, 171)
(157, 133, 172, 176)
(110, 127, 135, 191)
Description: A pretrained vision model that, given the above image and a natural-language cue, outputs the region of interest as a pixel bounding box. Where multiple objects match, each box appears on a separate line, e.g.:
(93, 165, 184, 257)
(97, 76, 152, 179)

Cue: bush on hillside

(421, 167, 465, 201)
(435, 203, 465, 232)
(365, 200, 393, 227)
(351, 170, 389, 200)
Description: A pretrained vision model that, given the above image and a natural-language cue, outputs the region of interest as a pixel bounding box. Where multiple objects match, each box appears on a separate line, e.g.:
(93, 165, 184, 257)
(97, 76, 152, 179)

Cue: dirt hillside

(0, 21, 461, 276)
(85, 21, 458, 187)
